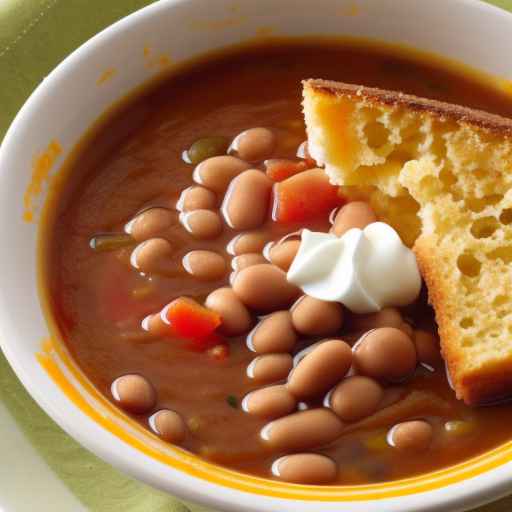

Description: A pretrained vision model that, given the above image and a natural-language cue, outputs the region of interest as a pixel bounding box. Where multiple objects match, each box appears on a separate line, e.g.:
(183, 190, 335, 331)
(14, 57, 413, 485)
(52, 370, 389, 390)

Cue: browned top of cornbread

(305, 79, 512, 138)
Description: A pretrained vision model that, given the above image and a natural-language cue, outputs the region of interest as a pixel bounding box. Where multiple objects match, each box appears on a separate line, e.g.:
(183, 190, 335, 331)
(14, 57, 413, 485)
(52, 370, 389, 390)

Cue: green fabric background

(1, 1, 512, 511)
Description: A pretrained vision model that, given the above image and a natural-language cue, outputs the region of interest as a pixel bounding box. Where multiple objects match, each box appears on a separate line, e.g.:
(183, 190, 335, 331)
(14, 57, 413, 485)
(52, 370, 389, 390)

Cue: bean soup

(42, 39, 512, 485)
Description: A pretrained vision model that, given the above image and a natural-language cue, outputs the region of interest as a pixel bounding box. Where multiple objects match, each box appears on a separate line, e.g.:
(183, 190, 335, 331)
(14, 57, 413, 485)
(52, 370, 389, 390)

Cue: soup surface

(44, 39, 512, 485)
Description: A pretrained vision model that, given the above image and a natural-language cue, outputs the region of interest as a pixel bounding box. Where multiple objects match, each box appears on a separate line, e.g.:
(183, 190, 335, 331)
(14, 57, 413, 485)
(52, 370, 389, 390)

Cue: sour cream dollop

(286, 223, 421, 314)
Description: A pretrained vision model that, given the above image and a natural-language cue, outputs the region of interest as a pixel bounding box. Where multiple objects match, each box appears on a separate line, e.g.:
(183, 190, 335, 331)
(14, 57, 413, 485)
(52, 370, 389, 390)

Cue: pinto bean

(291, 296, 344, 336)
(233, 264, 301, 312)
(247, 354, 293, 383)
(131, 238, 175, 276)
(353, 327, 417, 381)
(149, 409, 187, 444)
(227, 231, 270, 255)
(232, 253, 267, 271)
(141, 312, 169, 337)
(242, 385, 296, 419)
(111, 374, 156, 414)
(177, 186, 217, 212)
(127, 208, 175, 242)
(287, 340, 352, 399)
(272, 453, 337, 484)
(182, 250, 226, 281)
(205, 287, 253, 336)
(230, 127, 276, 162)
(268, 240, 300, 271)
(328, 376, 383, 422)
(388, 420, 433, 452)
(261, 409, 344, 452)
(222, 170, 272, 230)
(331, 201, 377, 237)
(248, 311, 298, 353)
(180, 209, 223, 239)
(193, 155, 250, 193)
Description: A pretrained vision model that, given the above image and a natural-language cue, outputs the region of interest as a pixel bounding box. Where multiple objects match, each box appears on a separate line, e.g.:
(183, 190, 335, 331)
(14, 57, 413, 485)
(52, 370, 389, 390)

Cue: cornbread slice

(303, 79, 512, 405)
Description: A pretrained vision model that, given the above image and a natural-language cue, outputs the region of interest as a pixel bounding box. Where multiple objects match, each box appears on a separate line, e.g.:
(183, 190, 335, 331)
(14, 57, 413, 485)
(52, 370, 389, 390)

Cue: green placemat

(1, 1, 512, 511)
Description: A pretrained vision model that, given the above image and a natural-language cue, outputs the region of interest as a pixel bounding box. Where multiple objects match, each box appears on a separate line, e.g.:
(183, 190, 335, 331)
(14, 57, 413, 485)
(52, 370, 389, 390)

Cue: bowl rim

(2, 0, 512, 510)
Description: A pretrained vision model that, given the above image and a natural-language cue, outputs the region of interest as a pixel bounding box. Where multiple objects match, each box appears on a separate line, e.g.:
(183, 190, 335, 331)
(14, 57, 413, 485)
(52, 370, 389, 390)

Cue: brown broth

(44, 38, 512, 484)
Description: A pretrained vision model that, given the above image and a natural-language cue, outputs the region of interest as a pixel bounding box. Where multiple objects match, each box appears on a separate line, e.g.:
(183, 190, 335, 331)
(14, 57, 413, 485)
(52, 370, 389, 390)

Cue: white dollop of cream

(286, 222, 421, 314)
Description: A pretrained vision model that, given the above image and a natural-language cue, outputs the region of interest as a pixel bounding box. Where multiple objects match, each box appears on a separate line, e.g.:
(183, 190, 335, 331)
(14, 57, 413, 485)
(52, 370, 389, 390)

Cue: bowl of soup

(1, 0, 512, 510)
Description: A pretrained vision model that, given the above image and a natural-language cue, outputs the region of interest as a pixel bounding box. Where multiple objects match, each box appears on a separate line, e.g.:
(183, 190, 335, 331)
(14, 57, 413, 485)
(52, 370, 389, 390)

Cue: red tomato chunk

(265, 159, 311, 182)
(164, 297, 221, 341)
(272, 168, 345, 223)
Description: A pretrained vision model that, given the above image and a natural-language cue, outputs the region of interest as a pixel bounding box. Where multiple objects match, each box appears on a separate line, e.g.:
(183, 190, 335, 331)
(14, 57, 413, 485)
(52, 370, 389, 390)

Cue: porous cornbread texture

(303, 79, 512, 405)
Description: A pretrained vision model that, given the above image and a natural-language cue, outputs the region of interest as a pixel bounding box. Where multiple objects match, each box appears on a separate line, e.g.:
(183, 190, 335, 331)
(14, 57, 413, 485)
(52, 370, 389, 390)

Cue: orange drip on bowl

(36, 333, 512, 500)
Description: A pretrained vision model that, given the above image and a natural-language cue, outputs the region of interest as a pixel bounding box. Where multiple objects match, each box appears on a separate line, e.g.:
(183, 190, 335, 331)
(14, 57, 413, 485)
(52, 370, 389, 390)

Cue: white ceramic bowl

(1, 1, 512, 510)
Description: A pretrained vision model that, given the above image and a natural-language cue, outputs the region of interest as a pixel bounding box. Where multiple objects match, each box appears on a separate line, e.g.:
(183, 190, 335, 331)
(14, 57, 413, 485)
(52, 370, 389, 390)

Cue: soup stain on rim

(23, 139, 63, 223)
(96, 68, 117, 86)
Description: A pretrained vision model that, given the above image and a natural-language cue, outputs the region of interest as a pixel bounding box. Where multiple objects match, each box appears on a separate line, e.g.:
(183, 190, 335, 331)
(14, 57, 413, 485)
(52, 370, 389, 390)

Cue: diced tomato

(149, 297, 226, 352)
(272, 168, 345, 223)
(265, 158, 312, 182)
(164, 297, 221, 340)
(206, 343, 230, 361)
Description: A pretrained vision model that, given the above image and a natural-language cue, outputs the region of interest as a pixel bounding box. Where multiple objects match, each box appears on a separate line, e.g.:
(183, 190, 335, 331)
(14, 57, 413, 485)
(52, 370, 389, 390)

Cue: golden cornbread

(303, 79, 512, 405)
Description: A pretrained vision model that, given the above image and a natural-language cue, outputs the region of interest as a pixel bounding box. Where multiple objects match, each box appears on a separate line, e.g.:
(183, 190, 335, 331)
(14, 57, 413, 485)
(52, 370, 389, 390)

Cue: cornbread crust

(303, 79, 512, 405)
(306, 80, 512, 137)
(416, 235, 512, 404)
